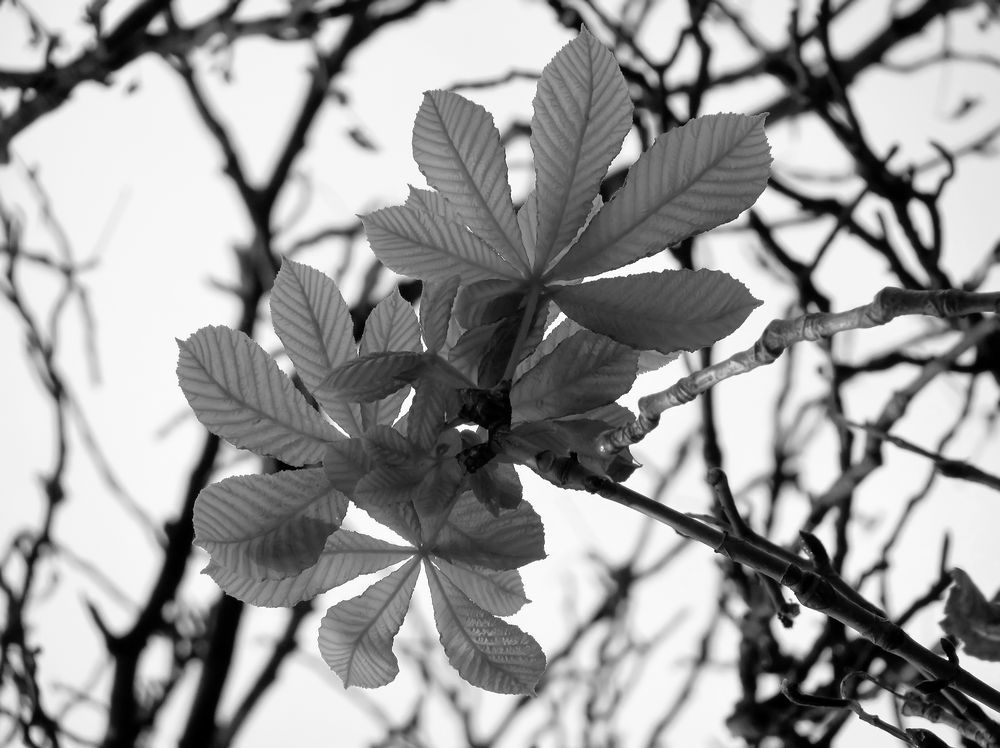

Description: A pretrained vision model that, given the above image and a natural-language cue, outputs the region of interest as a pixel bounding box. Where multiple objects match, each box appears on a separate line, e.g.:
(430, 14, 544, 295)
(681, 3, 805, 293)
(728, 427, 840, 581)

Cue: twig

(597, 287, 1000, 453)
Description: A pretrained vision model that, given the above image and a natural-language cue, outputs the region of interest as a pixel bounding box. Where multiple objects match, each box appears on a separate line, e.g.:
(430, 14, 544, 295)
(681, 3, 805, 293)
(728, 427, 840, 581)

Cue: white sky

(2, 0, 1000, 746)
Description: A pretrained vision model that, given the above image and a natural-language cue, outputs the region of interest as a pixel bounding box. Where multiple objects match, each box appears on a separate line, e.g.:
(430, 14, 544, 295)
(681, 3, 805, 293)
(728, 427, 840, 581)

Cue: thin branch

(597, 287, 1000, 453)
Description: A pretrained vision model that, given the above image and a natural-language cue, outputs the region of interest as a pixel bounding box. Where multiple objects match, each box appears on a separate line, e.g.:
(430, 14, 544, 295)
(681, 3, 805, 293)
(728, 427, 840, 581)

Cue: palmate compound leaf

(940, 568, 1000, 661)
(431, 557, 528, 616)
(202, 529, 415, 607)
(270, 259, 362, 436)
(530, 27, 632, 273)
(551, 269, 761, 355)
(510, 330, 639, 422)
(319, 557, 421, 688)
(547, 113, 771, 282)
(427, 560, 545, 695)
(194, 468, 347, 580)
(413, 90, 530, 274)
(177, 326, 337, 466)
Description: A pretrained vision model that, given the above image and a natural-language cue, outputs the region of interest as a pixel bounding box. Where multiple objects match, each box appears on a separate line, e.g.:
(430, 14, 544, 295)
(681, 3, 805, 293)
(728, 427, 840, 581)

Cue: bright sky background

(2, 0, 1000, 746)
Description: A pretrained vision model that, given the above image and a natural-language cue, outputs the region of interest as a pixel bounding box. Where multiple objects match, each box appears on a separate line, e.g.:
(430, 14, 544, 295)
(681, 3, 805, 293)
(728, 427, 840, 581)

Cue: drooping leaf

(469, 459, 522, 516)
(177, 326, 336, 465)
(203, 529, 415, 607)
(531, 27, 632, 272)
(453, 278, 523, 329)
(319, 351, 424, 402)
(413, 90, 529, 273)
(319, 557, 421, 688)
(194, 468, 346, 580)
(432, 493, 545, 570)
(552, 269, 761, 354)
(940, 568, 1000, 661)
(547, 113, 771, 281)
(510, 330, 639, 422)
(427, 562, 545, 694)
(323, 439, 373, 495)
(363, 204, 519, 283)
(420, 275, 461, 353)
(360, 292, 421, 429)
(269, 259, 362, 436)
(432, 557, 528, 616)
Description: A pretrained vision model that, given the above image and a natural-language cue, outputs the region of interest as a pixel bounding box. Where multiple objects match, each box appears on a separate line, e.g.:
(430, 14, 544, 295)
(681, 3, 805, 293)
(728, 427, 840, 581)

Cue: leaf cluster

(177, 29, 771, 695)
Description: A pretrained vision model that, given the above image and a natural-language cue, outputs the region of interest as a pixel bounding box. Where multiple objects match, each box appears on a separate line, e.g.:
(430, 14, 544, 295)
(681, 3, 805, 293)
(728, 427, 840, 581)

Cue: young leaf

(940, 568, 1000, 661)
(194, 468, 347, 580)
(547, 113, 771, 281)
(323, 439, 373, 495)
(269, 259, 362, 436)
(355, 465, 429, 506)
(531, 27, 632, 272)
(177, 326, 336, 466)
(453, 278, 523, 329)
(420, 275, 461, 353)
(203, 529, 415, 607)
(318, 557, 421, 688)
(360, 292, 421, 429)
(432, 492, 545, 570)
(552, 269, 761, 354)
(427, 562, 545, 694)
(319, 351, 423, 402)
(510, 330, 639, 422)
(413, 90, 529, 273)
(432, 557, 528, 616)
(469, 459, 522, 516)
(363, 205, 519, 283)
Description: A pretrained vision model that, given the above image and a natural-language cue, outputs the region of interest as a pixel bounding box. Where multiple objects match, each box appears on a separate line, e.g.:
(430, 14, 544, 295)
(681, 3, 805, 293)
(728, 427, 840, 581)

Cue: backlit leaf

(531, 27, 632, 272)
(510, 330, 638, 421)
(177, 326, 336, 465)
(433, 492, 545, 570)
(469, 460, 522, 516)
(319, 557, 421, 688)
(413, 90, 529, 273)
(940, 568, 1000, 661)
(432, 557, 528, 616)
(319, 351, 423, 402)
(548, 113, 771, 280)
(420, 275, 461, 353)
(453, 278, 523, 328)
(427, 562, 545, 694)
(203, 529, 414, 607)
(270, 259, 362, 436)
(364, 204, 519, 283)
(194, 468, 346, 580)
(552, 269, 760, 354)
(405, 185, 463, 223)
(323, 438, 373, 495)
(360, 292, 421, 428)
